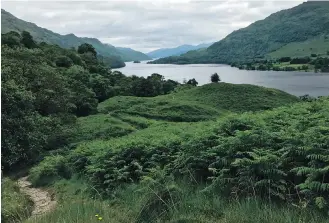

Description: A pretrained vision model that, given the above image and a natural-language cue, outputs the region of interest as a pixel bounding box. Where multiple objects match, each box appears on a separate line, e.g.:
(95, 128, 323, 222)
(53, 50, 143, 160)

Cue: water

(114, 61, 329, 97)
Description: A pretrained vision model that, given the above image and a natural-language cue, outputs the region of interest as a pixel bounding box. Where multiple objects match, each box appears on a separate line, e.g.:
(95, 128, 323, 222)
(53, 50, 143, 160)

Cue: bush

(29, 155, 72, 187)
(210, 73, 221, 83)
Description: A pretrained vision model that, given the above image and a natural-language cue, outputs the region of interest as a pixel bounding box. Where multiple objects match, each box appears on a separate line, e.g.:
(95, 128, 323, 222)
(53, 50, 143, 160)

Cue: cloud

(2, 0, 305, 52)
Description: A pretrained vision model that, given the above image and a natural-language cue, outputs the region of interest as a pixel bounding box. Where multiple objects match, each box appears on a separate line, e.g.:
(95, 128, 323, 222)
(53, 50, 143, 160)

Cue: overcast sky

(2, 0, 305, 53)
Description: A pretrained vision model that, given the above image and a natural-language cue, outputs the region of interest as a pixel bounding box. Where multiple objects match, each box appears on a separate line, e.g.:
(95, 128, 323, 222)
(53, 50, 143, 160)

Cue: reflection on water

(114, 62, 329, 97)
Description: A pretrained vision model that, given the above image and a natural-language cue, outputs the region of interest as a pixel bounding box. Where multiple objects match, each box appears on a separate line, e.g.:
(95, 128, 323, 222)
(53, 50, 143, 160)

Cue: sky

(2, 0, 305, 53)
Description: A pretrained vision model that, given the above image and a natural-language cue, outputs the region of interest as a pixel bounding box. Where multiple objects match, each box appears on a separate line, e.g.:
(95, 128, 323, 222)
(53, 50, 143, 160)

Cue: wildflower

(95, 214, 99, 217)
(98, 217, 103, 221)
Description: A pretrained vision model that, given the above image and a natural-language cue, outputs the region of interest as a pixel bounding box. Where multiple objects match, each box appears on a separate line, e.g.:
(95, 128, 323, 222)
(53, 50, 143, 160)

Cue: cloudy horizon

(2, 0, 305, 53)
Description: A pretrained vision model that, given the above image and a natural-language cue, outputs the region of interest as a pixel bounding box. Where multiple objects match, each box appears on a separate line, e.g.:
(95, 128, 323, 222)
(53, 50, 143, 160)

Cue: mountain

(147, 43, 213, 59)
(116, 47, 151, 61)
(150, 1, 329, 65)
(1, 9, 150, 67)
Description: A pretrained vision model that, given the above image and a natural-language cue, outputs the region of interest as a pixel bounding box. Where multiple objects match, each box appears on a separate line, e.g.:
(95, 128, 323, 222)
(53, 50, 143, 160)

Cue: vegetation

(21, 96, 329, 223)
(211, 73, 220, 83)
(230, 56, 329, 72)
(1, 31, 179, 171)
(133, 60, 141, 63)
(1, 9, 150, 67)
(269, 35, 329, 58)
(1, 178, 33, 223)
(2, 11, 329, 222)
(149, 2, 329, 65)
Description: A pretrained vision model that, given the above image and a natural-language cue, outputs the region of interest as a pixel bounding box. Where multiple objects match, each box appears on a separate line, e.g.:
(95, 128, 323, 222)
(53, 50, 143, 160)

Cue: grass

(24, 179, 328, 223)
(269, 35, 329, 58)
(72, 114, 136, 142)
(164, 83, 299, 112)
(98, 95, 220, 122)
(99, 83, 299, 120)
(23, 84, 318, 223)
(1, 178, 33, 223)
(272, 62, 314, 70)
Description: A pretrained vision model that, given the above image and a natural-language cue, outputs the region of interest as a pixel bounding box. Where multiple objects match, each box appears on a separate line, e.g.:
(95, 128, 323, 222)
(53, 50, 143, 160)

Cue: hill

(98, 83, 299, 122)
(269, 35, 329, 58)
(21, 95, 328, 223)
(1, 9, 150, 67)
(116, 47, 151, 61)
(147, 42, 213, 59)
(150, 1, 329, 64)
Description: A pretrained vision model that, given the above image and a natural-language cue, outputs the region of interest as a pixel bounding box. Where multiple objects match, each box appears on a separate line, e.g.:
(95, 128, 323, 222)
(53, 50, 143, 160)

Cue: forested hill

(1, 9, 151, 68)
(150, 1, 329, 65)
(116, 47, 151, 61)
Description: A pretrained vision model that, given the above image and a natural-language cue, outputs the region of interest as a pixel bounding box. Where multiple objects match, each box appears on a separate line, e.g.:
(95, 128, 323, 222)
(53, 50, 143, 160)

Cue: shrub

(29, 155, 72, 187)
(210, 73, 221, 83)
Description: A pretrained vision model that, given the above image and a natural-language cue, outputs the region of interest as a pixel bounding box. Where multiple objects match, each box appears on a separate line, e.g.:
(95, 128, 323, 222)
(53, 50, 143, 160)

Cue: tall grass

(24, 178, 327, 223)
(1, 178, 33, 223)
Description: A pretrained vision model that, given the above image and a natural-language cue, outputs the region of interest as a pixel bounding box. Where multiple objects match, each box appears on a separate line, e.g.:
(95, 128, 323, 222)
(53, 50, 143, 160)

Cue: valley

(1, 1, 329, 223)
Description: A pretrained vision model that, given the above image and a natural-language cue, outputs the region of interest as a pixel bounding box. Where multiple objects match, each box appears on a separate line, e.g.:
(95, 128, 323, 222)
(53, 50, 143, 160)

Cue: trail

(17, 176, 57, 218)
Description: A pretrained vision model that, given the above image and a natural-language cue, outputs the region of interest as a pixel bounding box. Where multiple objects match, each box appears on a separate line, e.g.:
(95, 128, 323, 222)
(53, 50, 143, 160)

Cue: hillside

(19, 95, 329, 223)
(116, 47, 151, 61)
(147, 42, 213, 59)
(150, 1, 329, 64)
(269, 35, 329, 58)
(1, 9, 150, 67)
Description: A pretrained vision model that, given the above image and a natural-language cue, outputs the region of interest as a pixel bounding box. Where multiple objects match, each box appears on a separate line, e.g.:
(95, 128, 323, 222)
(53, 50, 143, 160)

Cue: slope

(147, 43, 213, 59)
(269, 35, 329, 58)
(150, 1, 329, 64)
(1, 9, 150, 66)
(116, 47, 151, 61)
(98, 83, 299, 122)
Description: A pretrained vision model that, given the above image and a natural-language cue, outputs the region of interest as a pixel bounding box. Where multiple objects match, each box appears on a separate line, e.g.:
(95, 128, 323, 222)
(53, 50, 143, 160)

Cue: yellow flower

(98, 217, 103, 221)
(95, 214, 99, 217)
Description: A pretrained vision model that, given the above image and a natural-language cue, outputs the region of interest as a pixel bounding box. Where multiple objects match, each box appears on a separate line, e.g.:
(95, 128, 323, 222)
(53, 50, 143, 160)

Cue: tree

(211, 73, 221, 83)
(1, 31, 21, 48)
(186, 78, 198, 86)
(55, 56, 73, 68)
(78, 43, 97, 57)
(20, 31, 37, 49)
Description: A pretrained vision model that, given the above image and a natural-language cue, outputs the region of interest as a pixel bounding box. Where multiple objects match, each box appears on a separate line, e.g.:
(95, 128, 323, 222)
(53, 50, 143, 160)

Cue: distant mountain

(150, 1, 329, 65)
(147, 43, 213, 59)
(116, 47, 151, 61)
(1, 9, 150, 67)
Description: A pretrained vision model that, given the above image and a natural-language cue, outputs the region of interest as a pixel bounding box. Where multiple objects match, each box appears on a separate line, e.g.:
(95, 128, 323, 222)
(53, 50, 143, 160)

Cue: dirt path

(17, 176, 57, 217)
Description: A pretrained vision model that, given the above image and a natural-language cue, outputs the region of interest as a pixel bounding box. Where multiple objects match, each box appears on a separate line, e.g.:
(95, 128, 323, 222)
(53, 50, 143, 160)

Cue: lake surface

(114, 61, 329, 97)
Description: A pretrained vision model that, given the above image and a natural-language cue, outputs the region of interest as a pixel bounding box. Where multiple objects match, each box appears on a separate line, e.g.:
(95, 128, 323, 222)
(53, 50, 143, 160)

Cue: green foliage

(55, 56, 73, 68)
(29, 155, 72, 187)
(77, 43, 97, 57)
(25, 178, 329, 223)
(21, 31, 37, 49)
(269, 35, 329, 58)
(42, 97, 328, 215)
(210, 73, 220, 83)
(98, 96, 219, 122)
(72, 114, 136, 142)
(1, 178, 33, 223)
(166, 83, 299, 112)
(186, 78, 198, 86)
(150, 2, 329, 64)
